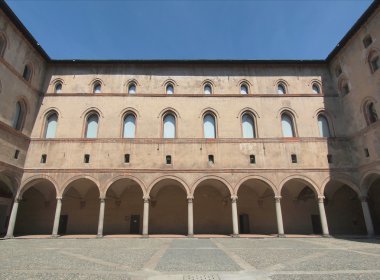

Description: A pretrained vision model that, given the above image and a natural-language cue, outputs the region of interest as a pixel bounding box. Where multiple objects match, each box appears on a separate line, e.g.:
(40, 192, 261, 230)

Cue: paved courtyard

(0, 237, 380, 279)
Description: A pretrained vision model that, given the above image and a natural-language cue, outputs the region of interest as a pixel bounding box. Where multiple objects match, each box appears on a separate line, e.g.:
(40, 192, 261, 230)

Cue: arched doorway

(364, 173, 380, 234)
(281, 178, 319, 234)
(104, 178, 144, 235)
(15, 178, 56, 235)
(0, 174, 15, 235)
(324, 180, 366, 235)
(61, 178, 100, 235)
(149, 178, 188, 234)
(194, 178, 232, 234)
(237, 178, 277, 234)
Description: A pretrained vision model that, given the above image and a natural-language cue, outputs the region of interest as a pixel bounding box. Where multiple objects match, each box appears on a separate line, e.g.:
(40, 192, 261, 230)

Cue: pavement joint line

(211, 238, 256, 271)
(59, 250, 131, 270)
(271, 270, 380, 275)
(143, 240, 172, 270)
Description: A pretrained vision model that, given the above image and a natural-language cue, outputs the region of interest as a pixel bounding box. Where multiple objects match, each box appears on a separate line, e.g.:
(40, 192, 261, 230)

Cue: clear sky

(5, 0, 374, 60)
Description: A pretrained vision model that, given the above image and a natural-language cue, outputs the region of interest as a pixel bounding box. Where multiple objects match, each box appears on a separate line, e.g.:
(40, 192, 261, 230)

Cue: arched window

(163, 113, 176, 138)
(85, 113, 99, 138)
(369, 54, 379, 73)
(242, 113, 256, 138)
(204, 84, 212, 95)
(128, 83, 136, 94)
(281, 113, 295, 137)
(340, 79, 350, 95)
(93, 82, 102, 94)
(240, 84, 249, 95)
(203, 113, 216, 138)
(317, 115, 331, 137)
(365, 102, 378, 125)
(166, 84, 174, 95)
(277, 83, 286, 94)
(13, 101, 26, 131)
(22, 65, 32, 81)
(44, 112, 58, 138)
(54, 82, 62, 94)
(123, 114, 136, 138)
(312, 83, 321, 94)
(0, 33, 6, 56)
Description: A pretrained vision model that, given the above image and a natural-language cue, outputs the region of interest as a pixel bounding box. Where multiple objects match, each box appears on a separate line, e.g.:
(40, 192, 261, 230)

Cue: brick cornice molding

(0, 120, 30, 142)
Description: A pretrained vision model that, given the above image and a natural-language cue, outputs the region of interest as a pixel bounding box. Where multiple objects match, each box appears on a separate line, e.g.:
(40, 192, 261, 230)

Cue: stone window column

(275, 196, 285, 237)
(97, 198, 106, 237)
(142, 197, 150, 237)
(5, 198, 21, 239)
(231, 196, 239, 237)
(52, 197, 62, 237)
(360, 196, 374, 236)
(187, 197, 194, 237)
(317, 196, 330, 237)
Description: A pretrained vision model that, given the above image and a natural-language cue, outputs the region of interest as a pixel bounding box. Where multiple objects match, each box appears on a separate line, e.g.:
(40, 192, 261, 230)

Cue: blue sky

(5, 0, 373, 60)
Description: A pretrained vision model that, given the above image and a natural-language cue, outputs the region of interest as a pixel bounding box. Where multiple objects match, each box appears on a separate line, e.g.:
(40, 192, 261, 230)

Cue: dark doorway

(239, 214, 250, 234)
(311, 215, 322, 234)
(130, 214, 140, 234)
(58, 215, 68, 235)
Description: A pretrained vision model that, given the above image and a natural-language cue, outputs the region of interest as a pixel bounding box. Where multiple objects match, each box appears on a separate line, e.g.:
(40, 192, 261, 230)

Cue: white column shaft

(52, 198, 62, 237)
(187, 199, 194, 236)
(361, 199, 374, 236)
(6, 200, 19, 238)
(231, 198, 239, 236)
(143, 199, 149, 236)
(318, 198, 329, 236)
(97, 199, 105, 237)
(275, 197, 284, 236)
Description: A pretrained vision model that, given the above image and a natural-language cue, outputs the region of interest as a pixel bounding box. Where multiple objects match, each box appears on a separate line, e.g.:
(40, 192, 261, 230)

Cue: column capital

(143, 197, 150, 203)
(99, 198, 106, 203)
(360, 196, 368, 203)
(317, 196, 325, 203)
(231, 195, 238, 202)
(56, 197, 63, 201)
(14, 197, 22, 203)
(274, 196, 282, 202)
(187, 197, 194, 203)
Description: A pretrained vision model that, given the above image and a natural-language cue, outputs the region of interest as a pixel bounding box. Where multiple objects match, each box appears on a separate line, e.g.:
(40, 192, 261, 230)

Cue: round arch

(192, 175, 233, 197)
(61, 175, 100, 197)
(18, 175, 59, 199)
(321, 175, 361, 197)
(148, 175, 190, 197)
(104, 175, 146, 198)
(235, 175, 277, 196)
(279, 175, 320, 196)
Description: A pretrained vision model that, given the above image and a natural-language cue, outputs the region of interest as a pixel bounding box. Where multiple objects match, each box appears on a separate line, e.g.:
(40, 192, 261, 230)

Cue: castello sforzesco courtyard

(0, 0, 380, 279)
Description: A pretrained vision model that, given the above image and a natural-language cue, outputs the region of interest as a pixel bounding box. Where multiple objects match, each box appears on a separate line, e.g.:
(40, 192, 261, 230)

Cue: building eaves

(0, 0, 50, 61)
(326, 0, 379, 62)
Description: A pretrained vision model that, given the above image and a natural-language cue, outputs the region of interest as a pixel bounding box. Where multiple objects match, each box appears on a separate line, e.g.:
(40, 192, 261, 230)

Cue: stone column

(5, 198, 20, 239)
(51, 197, 62, 237)
(275, 196, 285, 237)
(231, 196, 239, 237)
(317, 196, 330, 237)
(142, 197, 149, 237)
(360, 196, 374, 236)
(97, 198, 105, 237)
(187, 197, 194, 237)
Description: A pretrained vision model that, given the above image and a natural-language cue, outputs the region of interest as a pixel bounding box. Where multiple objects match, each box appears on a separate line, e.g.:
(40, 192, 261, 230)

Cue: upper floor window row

(41, 108, 334, 139)
(49, 79, 323, 95)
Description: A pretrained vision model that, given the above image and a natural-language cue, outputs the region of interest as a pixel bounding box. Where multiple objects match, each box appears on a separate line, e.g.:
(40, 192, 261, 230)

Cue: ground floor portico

(1, 171, 380, 238)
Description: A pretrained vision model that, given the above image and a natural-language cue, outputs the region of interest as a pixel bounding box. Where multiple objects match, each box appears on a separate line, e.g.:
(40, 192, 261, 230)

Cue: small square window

(124, 154, 130, 163)
(14, 150, 20, 159)
(166, 155, 172, 165)
(363, 35, 373, 48)
(208, 154, 214, 164)
(84, 154, 90, 163)
(364, 148, 370, 158)
(40, 154, 47, 164)
(249, 154, 256, 164)
(291, 154, 297, 163)
(327, 154, 333, 164)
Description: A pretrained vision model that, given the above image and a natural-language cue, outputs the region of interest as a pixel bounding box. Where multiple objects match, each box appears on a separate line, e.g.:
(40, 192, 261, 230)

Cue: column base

(231, 234, 239, 238)
(96, 234, 103, 238)
(322, 234, 331, 238)
(277, 234, 286, 238)
(187, 234, 194, 238)
(4, 235, 14, 239)
(142, 234, 149, 238)
(51, 234, 60, 238)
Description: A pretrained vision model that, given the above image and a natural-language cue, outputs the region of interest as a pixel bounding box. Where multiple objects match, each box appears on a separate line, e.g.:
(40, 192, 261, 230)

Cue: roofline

(326, 0, 379, 62)
(0, 0, 378, 65)
(0, 0, 50, 61)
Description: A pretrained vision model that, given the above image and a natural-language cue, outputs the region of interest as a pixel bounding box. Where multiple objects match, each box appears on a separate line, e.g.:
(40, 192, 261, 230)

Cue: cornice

(0, 120, 30, 142)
